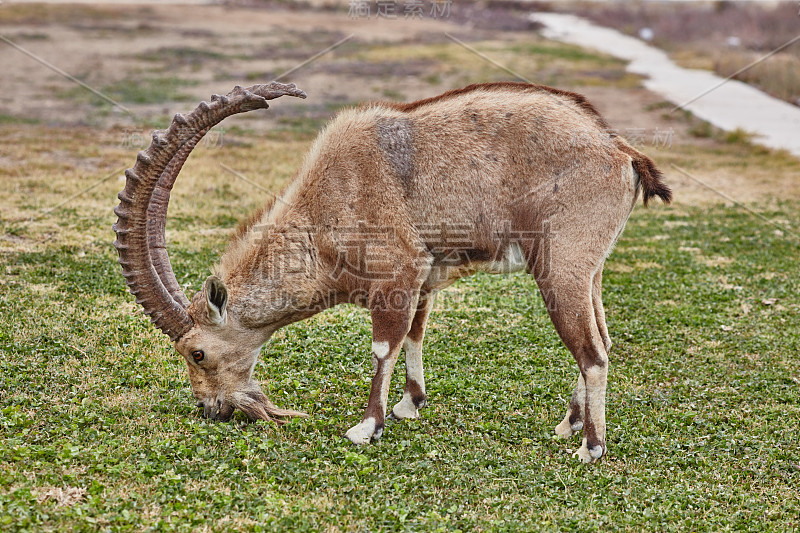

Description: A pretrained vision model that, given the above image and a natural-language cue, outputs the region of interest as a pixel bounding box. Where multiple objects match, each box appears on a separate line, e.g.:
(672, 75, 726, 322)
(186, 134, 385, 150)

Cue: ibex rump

(114, 81, 671, 463)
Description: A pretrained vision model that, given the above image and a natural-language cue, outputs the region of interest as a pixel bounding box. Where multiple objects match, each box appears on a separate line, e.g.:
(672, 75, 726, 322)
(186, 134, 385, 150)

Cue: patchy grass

(0, 114, 40, 125)
(136, 47, 241, 69)
(2, 18, 644, 129)
(59, 77, 200, 107)
(1, 117, 799, 531)
(352, 38, 639, 89)
(0, 4, 127, 25)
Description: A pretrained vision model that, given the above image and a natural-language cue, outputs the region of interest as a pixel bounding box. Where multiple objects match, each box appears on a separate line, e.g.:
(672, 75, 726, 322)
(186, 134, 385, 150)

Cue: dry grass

(0, 4, 129, 25)
(714, 51, 800, 105)
(0, 122, 310, 256)
(37, 486, 87, 508)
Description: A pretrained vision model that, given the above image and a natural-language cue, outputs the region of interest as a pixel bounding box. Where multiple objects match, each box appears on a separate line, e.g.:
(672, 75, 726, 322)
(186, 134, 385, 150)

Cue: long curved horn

(113, 82, 307, 341)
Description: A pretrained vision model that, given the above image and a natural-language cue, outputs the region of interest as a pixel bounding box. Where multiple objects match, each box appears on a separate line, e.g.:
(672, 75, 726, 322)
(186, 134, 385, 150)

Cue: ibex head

(176, 276, 274, 422)
(113, 83, 308, 423)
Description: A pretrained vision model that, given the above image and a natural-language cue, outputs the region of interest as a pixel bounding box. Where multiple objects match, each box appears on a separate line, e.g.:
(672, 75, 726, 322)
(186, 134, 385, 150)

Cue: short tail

(617, 143, 672, 206)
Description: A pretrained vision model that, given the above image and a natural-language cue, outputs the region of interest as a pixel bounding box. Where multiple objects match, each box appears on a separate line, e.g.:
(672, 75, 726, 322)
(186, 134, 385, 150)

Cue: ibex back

(114, 81, 671, 463)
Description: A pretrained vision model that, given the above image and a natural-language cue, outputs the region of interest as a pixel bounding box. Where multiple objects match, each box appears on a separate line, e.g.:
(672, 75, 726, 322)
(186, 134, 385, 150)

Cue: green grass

(1, 199, 798, 531)
(508, 42, 622, 65)
(59, 76, 199, 106)
(136, 47, 234, 64)
(352, 39, 639, 90)
(0, 114, 40, 125)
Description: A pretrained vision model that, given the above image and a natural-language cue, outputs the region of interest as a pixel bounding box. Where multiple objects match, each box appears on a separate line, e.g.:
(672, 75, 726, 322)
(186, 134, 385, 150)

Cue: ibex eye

(191, 350, 205, 362)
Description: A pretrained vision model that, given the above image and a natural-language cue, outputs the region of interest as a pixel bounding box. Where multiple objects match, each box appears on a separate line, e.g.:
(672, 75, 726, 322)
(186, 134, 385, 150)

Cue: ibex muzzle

(113, 81, 671, 462)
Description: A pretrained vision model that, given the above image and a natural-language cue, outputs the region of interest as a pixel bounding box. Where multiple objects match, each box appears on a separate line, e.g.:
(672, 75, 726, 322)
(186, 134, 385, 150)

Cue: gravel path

(531, 12, 800, 158)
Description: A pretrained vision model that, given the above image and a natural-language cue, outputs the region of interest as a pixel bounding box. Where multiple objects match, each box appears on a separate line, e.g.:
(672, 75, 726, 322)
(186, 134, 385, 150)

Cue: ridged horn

(113, 82, 307, 341)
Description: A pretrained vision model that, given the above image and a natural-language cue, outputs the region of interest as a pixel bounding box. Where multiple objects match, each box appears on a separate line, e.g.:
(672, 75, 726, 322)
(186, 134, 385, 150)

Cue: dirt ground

(1, 1, 798, 213)
(0, 4, 456, 122)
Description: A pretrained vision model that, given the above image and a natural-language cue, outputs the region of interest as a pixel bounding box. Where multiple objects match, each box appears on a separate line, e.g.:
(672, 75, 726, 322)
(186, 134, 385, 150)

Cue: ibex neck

(220, 208, 331, 330)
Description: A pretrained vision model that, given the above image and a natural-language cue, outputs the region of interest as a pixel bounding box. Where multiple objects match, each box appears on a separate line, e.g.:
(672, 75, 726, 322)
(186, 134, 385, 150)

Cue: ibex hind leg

(555, 372, 585, 439)
(538, 269, 609, 463)
(555, 264, 611, 439)
(592, 264, 613, 354)
(389, 294, 435, 421)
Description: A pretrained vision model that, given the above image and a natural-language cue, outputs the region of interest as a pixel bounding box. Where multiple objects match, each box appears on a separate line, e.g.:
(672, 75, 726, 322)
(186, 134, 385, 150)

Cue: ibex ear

(204, 275, 228, 325)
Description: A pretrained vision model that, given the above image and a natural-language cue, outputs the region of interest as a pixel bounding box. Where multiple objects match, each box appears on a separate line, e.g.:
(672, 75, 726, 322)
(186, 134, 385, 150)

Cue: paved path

(531, 13, 800, 158)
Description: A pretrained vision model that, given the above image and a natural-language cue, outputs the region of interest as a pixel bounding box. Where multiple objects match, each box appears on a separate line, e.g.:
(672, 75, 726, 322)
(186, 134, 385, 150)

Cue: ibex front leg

(390, 294, 434, 420)
(345, 289, 418, 445)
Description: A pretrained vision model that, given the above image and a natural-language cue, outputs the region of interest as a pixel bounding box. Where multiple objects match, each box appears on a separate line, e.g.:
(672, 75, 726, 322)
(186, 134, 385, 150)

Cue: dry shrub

(715, 51, 800, 106)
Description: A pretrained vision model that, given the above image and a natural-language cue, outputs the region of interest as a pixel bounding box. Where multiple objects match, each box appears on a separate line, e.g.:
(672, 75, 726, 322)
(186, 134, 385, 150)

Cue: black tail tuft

(617, 143, 672, 206)
(632, 155, 672, 206)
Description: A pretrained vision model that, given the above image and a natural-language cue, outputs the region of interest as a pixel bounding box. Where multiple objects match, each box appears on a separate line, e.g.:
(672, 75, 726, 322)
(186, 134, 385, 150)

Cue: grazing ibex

(114, 81, 670, 462)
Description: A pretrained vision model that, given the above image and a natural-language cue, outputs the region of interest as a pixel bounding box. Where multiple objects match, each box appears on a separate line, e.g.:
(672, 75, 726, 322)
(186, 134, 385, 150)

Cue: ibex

(114, 81, 671, 463)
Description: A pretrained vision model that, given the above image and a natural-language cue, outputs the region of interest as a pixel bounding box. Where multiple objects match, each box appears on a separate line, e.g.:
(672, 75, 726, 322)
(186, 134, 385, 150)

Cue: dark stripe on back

(367, 82, 610, 130)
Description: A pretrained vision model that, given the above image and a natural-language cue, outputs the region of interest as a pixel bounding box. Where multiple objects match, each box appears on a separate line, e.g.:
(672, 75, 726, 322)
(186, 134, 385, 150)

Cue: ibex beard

(113, 81, 671, 463)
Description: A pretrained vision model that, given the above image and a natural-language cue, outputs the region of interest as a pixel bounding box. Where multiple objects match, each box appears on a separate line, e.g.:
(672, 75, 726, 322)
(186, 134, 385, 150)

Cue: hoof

(390, 398, 419, 420)
(555, 417, 582, 438)
(345, 418, 381, 445)
(574, 442, 605, 463)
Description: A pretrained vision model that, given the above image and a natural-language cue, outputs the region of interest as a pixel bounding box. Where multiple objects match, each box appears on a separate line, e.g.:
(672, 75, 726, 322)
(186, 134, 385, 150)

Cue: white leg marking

(402, 338, 424, 386)
(584, 364, 607, 440)
(377, 369, 392, 417)
(372, 341, 390, 359)
(345, 417, 378, 445)
(391, 338, 425, 419)
(555, 417, 575, 438)
(554, 418, 572, 438)
(574, 364, 607, 463)
(554, 373, 585, 438)
(391, 391, 419, 420)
